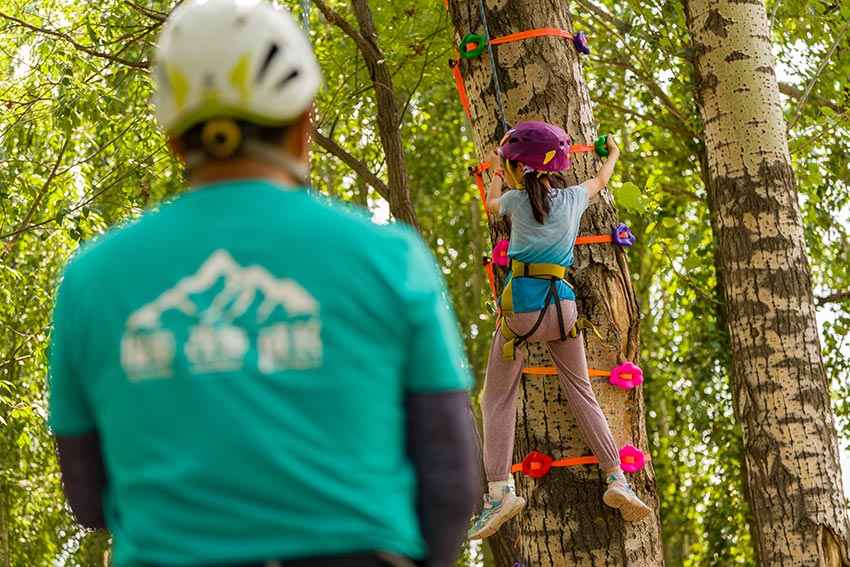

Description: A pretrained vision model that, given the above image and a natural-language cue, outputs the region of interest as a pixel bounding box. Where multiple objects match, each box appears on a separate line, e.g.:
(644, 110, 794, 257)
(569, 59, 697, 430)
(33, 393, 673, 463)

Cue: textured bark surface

(447, 1, 663, 565)
(682, 0, 850, 565)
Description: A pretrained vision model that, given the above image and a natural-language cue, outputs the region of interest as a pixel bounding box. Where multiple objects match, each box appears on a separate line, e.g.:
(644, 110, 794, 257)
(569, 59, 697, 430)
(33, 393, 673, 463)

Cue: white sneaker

(467, 487, 526, 540)
(603, 476, 651, 521)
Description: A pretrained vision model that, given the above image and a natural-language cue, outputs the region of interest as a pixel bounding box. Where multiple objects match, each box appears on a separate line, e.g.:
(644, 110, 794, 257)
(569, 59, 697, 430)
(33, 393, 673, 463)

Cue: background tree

(681, 0, 850, 564)
(445, 1, 664, 566)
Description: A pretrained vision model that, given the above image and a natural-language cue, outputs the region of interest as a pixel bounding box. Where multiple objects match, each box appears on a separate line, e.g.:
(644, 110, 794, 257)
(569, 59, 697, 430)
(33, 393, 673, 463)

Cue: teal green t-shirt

(48, 180, 472, 567)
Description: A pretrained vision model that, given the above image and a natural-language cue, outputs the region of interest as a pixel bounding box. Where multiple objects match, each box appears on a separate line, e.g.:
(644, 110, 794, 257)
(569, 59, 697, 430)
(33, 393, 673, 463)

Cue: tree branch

(312, 128, 391, 201)
(778, 82, 841, 112)
(1, 137, 70, 261)
(572, 0, 632, 34)
(581, 4, 691, 128)
(786, 14, 850, 131)
(817, 289, 850, 305)
(311, 0, 379, 63)
(592, 97, 696, 139)
(0, 10, 149, 70)
(313, 0, 420, 231)
(0, 355, 32, 371)
(122, 0, 168, 23)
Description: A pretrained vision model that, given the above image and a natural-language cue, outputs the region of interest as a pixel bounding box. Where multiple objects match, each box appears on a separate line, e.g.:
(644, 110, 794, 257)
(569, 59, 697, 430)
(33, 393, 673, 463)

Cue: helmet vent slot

(257, 44, 280, 82)
(276, 69, 300, 89)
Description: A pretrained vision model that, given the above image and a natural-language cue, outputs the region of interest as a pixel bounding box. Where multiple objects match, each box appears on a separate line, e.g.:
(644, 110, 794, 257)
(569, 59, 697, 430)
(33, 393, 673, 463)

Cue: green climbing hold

(458, 33, 487, 59)
(594, 135, 609, 157)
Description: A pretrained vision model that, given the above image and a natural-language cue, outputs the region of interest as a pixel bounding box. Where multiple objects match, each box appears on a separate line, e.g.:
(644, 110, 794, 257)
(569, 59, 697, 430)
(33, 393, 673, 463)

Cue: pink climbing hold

(619, 445, 646, 473)
(493, 239, 510, 266)
(608, 361, 643, 389)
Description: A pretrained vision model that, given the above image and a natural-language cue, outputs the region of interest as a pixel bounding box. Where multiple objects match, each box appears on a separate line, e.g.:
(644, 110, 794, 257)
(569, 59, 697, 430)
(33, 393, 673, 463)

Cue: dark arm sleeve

(55, 433, 108, 529)
(406, 390, 480, 567)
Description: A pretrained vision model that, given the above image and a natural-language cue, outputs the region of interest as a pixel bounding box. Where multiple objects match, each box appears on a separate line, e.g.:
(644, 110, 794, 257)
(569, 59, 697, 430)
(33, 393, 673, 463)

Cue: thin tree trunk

(349, 0, 420, 231)
(312, 0, 421, 231)
(447, 1, 664, 565)
(0, 479, 8, 567)
(682, 0, 850, 565)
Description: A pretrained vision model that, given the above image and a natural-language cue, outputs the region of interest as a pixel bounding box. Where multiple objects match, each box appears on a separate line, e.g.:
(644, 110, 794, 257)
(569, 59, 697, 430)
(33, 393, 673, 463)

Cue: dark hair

(508, 159, 551, 224)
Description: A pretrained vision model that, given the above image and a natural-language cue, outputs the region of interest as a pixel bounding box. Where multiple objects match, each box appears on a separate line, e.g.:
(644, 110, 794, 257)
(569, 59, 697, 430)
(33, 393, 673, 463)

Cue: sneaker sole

(468, 497, 526, 540)
(603, 491, 652, 522)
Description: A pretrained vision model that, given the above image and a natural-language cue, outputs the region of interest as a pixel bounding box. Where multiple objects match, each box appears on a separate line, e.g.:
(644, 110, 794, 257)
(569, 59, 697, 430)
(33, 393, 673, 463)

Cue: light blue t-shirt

(499, 184, 590, 312)
(48, 180, 472, 567)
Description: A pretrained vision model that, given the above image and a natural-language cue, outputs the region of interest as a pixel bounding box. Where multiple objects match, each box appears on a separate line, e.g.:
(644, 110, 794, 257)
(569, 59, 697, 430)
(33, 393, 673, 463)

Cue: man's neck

(187, 156, 302, 189)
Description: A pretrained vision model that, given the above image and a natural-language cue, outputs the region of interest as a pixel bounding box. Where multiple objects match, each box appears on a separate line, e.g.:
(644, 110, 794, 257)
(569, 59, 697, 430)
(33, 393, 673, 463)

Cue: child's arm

(485, 151, 505, 214)
(582, 134, 620, 200)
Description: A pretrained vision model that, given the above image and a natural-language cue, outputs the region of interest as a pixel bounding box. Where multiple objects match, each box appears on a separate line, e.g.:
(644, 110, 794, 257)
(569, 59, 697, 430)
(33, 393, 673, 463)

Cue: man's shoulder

(309, 196, 422, 252)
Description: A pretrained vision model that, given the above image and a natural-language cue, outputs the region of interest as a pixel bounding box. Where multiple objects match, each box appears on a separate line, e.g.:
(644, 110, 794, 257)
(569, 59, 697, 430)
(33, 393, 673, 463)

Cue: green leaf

(684, 255, 702, 271)
(613, 181, 645, 214)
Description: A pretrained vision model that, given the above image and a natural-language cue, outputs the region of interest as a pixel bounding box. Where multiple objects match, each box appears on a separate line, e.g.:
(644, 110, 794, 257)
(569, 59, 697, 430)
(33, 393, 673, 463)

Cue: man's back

(49, 180, 471, 566)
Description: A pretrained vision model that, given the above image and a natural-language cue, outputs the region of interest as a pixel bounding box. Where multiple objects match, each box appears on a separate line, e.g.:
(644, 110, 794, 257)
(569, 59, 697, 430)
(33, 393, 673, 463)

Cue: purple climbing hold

(573, 31, 590, 55)
(612, 223, 636, 247)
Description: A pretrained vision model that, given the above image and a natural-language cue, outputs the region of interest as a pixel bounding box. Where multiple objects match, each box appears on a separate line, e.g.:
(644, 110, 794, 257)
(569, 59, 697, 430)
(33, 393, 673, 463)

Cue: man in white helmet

(47, 1, 478, 566)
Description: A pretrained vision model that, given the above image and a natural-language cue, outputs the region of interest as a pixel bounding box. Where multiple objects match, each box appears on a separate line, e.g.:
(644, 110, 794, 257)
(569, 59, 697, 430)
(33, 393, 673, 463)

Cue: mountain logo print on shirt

(121, 249, 323, 381)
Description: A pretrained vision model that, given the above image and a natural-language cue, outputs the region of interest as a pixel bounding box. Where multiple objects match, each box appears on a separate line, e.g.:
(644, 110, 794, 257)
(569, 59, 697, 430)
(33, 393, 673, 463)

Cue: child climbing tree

(446, 1, 664, 566)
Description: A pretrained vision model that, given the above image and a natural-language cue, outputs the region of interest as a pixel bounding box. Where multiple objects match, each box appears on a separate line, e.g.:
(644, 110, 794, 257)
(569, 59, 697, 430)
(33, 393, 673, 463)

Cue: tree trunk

(0, 479, 8, 567)
(312, 0, 421, 231)
(446, 1, 664, 565)
(682, 0, 850, 565)
(349, 0, 420, 231)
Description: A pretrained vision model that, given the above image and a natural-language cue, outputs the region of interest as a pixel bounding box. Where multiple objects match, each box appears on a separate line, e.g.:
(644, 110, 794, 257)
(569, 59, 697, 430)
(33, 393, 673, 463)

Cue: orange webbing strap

(575, 234, 614, 245)
(451, 53, 472, 121)
(470, 160, 492, 212)
(510, 455, 598, 474)
(491, 27, 575, 46)
(474, 172, 486, 204)
(511, 446, 649, 476)
(570, 144, 597, 153)
(523, 367, 611, 377)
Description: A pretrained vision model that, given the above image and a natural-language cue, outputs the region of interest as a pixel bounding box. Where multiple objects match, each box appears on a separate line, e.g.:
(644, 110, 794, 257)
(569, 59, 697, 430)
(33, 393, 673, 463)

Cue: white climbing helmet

(152, 0, 322, 136)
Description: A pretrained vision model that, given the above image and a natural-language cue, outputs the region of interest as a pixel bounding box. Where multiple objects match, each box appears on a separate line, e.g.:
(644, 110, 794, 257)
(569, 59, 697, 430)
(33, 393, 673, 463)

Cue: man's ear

(168, 137, 187, 161)
(284, 110, 312, 160)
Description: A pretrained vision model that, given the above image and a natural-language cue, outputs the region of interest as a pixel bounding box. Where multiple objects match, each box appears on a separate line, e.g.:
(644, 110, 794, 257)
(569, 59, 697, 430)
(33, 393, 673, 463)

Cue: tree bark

(682, 0, 850, 565)
(447, 1, 664, 565)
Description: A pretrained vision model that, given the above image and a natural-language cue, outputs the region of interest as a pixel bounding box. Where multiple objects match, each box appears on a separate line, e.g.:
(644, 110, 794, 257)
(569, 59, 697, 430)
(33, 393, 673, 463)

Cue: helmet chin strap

(184, 140, 309, 187)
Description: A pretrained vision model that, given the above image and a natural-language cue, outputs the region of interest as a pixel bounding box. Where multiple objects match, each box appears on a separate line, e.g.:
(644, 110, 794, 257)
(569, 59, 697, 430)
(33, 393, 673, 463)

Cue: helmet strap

(506, 162, 525, 189)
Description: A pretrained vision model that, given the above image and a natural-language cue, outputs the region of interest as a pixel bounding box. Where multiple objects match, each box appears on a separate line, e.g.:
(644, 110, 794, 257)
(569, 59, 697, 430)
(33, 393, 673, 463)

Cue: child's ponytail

(524, 170, 552, 225)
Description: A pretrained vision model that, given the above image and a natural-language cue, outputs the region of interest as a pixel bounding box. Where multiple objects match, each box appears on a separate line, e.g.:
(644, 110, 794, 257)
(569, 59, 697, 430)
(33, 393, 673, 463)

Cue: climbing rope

(477, 0, 509, 132)
(299, 0, 311, 30)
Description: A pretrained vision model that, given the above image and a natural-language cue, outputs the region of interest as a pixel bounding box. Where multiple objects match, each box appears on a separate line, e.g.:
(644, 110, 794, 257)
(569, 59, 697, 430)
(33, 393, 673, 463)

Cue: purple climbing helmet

(498, 120, 571, 172)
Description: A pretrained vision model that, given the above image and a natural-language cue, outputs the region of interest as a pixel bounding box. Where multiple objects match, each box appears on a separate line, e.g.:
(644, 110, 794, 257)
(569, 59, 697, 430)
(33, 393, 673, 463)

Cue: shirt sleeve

(399, 230, 473, 393)
(48, 266, 97, 436)
(572, 183, 590, 213)
(498, 190, 517, 217)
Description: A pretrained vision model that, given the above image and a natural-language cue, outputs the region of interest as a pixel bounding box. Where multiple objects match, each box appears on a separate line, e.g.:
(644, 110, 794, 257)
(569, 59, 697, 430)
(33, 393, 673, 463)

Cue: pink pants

(481, 299, 620, 481)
